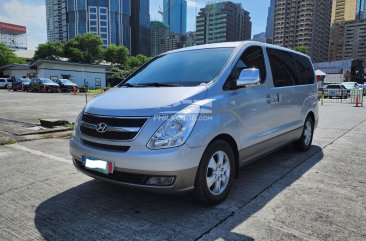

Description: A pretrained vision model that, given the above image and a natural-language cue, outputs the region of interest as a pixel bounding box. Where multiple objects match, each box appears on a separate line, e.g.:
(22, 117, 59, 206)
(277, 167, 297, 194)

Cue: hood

(44, 83, 59, 86)
(63, 83, 77, 86)
(84, 86, 207, 117)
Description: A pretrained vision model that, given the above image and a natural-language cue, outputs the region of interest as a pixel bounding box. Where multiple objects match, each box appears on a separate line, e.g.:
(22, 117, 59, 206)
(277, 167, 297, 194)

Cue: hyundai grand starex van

(70, 41, 318, 205)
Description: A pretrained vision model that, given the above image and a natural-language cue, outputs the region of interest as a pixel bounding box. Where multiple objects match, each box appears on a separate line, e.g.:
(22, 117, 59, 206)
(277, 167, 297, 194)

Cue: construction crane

(158, 6, 164, 22)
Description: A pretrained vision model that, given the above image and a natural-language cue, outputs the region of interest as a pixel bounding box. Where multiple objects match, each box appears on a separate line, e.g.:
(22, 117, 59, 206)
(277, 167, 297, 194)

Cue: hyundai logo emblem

(96, 123, 108, 133)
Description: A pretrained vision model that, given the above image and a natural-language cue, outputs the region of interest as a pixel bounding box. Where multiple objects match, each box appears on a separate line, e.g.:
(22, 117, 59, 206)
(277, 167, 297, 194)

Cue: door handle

(266, 94, 279, 104)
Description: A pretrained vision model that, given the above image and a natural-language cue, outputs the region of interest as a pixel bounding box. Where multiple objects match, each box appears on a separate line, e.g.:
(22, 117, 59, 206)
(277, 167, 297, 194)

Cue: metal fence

(320, 89, 364, 106)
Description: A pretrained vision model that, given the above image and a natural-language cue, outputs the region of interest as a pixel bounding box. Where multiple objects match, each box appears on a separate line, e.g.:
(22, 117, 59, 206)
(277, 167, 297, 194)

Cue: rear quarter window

(292, 54, 315, 85)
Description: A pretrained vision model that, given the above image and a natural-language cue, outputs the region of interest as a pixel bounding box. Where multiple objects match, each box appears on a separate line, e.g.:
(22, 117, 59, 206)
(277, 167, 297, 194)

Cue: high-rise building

(273, 0, 332, 62)
(331, 0, 357, 23)
(151, 21, 169, 57)
(265, 0, 275, 39)
(45, 0, 131, 49)
(357, 0, 366, 20)
(163, 0, 187, 33)
(131, 0, 151, 56)
(0, 22, 27, 50)
(329, 0, 366, 62)
(46, 0, 67, 42)
(195, 1, 251, 45)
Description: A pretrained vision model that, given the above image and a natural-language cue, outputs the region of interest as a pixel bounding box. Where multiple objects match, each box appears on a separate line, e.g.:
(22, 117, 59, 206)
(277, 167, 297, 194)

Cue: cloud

(0, 0, 47, 50)
(0, 0, 46, 27)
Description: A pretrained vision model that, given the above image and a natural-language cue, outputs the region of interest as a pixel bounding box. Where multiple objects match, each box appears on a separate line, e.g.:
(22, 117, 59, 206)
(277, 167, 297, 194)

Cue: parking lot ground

(0, 91, 92, 124)
(0, 93, 366, 240)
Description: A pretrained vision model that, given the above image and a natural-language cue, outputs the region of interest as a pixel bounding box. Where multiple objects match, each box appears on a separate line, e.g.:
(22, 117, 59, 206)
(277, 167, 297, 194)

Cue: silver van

(70, 41, 318, 205)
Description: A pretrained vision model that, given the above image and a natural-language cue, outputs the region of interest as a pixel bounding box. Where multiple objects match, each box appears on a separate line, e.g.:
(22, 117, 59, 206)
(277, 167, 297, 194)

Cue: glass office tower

(357, 0, 366, 20)
(163, 0, 187, 34)
(67, 0, 130, 48)
(131, 0, 151, 56)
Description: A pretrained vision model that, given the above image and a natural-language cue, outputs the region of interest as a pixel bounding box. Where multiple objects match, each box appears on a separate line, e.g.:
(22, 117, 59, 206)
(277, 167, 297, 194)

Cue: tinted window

(267, 48, 297, 87)
(237, 46, 266, 83)
(292, 54, 314, 85)
(124, 48, 234, 86)
(0, 80, 4, 83)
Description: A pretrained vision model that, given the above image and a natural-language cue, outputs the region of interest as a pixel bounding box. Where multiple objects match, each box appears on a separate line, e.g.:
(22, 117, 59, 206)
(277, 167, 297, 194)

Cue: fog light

(147, 176, 175, 186)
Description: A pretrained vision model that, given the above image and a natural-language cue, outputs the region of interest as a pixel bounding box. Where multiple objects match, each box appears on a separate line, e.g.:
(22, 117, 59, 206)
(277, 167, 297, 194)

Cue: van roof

(165, 41, 311, 59)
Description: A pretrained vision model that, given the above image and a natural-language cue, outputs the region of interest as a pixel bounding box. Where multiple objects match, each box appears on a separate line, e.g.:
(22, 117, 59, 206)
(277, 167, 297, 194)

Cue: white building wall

(36, 62, 107, 88)
(3, 68, 37, 79)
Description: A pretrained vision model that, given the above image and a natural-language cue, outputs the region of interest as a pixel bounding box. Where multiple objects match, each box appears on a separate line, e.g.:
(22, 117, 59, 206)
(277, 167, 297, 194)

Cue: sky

(0, 0, 270, 50)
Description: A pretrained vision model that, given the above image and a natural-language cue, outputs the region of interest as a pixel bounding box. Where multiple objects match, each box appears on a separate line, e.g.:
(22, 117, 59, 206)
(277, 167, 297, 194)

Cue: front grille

(82, 139, 130, 152)
(74, 159, 148, 184)
(82, 113, 147, 127)
(80, 126, 137, 140)
(80, 113, 148, 141)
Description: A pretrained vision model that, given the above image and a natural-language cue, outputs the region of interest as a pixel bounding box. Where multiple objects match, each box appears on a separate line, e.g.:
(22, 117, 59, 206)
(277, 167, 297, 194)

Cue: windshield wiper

(120, 83, 137, 87)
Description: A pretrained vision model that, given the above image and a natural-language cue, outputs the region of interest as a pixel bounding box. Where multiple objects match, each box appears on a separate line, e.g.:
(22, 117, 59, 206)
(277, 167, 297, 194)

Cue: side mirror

(236, 68, 261, 87)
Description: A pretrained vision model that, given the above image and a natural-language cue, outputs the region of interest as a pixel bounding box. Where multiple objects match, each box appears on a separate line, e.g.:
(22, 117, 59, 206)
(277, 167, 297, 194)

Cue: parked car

(29, 78, 60, 93)
(12, 78, 31, 91)
(0, 78, 12, 89)
(342, 82, 359, 93)
(70, 41, 319, 205)
(53, 79, 78, 92)
(359, 84, 366, 96)
(324, 84, 348, 98)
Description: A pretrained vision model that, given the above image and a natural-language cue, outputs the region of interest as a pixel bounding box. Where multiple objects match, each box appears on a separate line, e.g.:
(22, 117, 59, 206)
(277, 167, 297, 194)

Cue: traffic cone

(44, 85, 47, 93)
(355, 95, 359, 107)
(73, 86, 77, 95)
(21, 84, 24, 92)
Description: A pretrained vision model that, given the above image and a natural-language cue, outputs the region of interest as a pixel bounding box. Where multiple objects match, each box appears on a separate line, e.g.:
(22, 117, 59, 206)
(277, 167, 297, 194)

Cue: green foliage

(291, 45, 309, 54)
(64, 33, 104, 63)
(0, 43, 26, 65)
(104, 44, 129, 66)
(127, 54, 151, 70)
(33, 42, 64, 60)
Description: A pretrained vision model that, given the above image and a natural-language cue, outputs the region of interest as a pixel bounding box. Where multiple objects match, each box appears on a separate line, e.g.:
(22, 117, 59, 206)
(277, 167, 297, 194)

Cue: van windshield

(122, 48, 234, 87)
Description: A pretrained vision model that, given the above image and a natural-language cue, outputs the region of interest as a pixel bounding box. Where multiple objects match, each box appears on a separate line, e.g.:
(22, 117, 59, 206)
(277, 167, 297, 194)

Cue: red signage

(0, 22, 26, 34)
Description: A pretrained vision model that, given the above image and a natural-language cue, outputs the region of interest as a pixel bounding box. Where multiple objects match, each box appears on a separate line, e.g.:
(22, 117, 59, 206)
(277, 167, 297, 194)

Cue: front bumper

(70, 137, 206, 193)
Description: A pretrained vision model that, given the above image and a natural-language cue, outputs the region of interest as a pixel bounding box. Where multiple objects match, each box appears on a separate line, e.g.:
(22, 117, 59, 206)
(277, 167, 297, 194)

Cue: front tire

(194, 140, 235, 205)
(294, 116, 314, 151)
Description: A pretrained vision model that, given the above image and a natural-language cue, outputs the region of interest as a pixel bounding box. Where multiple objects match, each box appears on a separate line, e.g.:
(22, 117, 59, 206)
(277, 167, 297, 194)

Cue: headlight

(147, 105, 200, 149)
(72, 110, 83, 137)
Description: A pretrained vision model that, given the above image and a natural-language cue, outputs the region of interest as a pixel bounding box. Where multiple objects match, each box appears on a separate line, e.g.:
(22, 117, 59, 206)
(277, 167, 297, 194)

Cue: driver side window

(225, 46, 267, 90)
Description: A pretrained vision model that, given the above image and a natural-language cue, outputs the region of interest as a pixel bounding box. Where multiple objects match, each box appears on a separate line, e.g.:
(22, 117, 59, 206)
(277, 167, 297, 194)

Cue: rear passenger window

(292, 54, 314, 85)
(267, 48, 297, 87)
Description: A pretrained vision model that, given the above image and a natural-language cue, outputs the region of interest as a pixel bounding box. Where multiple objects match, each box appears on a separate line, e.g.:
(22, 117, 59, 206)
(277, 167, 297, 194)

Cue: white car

(342, 82, 359, 91)
(0, 78, 12, 89)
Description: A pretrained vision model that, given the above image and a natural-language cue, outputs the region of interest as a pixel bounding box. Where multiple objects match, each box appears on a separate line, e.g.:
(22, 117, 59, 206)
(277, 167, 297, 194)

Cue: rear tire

(294, 115, 314, 152)
(194, 140, 235, 205)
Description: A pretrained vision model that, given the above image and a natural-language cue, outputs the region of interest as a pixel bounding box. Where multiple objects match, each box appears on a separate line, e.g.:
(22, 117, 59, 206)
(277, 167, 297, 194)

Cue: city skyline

(0, 0, 270, 50)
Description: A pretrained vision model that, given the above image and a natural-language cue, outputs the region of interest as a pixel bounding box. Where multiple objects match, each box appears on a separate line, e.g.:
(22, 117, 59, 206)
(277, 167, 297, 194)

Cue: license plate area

(82, 155, 114, 175)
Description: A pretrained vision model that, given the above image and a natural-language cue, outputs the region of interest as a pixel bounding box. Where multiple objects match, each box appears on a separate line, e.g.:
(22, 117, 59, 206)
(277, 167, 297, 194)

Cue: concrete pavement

(0, 101, 365, 240)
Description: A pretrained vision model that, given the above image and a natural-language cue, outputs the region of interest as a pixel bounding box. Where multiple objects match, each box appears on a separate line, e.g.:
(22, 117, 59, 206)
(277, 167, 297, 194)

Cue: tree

(64, 33, 104, 63)
(0, 43, 25, 65)
(291, 45, 309, 54)
(33, 42, 64, 60)
(104, 44, 129, 66)
(128, 54, 151, 70)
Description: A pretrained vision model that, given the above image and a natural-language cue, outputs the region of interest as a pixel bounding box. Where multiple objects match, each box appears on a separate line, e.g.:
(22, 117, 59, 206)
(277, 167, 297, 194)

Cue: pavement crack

(193, 211, 235, 241)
